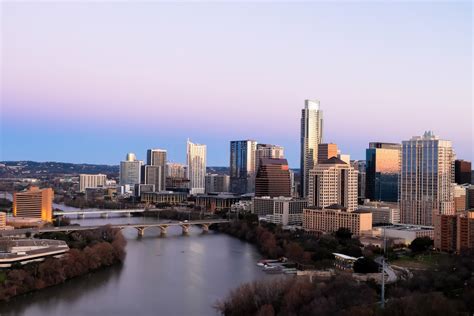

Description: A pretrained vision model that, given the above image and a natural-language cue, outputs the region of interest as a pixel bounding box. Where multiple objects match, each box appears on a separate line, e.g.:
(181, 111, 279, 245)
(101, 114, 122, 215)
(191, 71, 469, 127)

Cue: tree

(353, 257, 379, 274)
(409, 236, 433, 253)
(335, 227, 352, 240)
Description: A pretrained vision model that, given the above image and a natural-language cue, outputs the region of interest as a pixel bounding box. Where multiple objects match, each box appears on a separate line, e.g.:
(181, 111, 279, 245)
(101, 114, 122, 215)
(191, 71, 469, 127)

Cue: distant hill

(0, 161, 119, 178)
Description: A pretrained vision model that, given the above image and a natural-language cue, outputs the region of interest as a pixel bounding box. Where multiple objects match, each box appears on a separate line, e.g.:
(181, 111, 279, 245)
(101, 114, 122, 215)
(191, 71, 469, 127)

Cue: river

(0, 203, 273, 316)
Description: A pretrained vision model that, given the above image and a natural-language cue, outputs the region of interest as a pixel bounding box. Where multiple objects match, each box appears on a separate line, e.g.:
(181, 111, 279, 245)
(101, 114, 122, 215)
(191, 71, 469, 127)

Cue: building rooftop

(319, 157, 347, 165)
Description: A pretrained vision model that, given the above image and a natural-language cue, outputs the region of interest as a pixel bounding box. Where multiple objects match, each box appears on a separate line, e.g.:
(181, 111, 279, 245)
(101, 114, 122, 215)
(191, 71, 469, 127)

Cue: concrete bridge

(53, 209, 148, 219)
(0, 219, 230, 237)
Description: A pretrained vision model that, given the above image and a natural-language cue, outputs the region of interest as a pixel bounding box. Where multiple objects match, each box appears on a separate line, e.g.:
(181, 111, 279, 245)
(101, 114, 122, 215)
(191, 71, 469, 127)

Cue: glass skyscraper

(365, 142, 401, 202)
(300, 100, 323, 198)
(229, 140, 257, 194)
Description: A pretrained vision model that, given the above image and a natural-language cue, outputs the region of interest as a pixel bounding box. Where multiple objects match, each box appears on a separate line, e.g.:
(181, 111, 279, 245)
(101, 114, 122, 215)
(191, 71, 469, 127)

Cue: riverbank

(0, 226, 126, 301)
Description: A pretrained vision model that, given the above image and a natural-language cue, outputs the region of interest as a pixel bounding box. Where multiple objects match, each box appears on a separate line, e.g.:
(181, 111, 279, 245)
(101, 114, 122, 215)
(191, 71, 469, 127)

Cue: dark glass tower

(365, 142, 401, 202)
(255, 158, 291, 198)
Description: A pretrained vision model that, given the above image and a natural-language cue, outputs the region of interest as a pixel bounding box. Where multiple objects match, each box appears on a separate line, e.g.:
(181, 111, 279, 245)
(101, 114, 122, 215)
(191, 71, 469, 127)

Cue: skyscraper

(13, 186, 53, 222)
(255, 158, 291, 198)
(400, 131, 455, 226)
(317, 143, 338, 163)
(255, 143, 284, 172)
(229, 140, 257, 194)
(205, 174, 230, 193)
(455, 160, 472, 184)
(145, 149, 167, 191)
(186, 139, 206, 195)
(300, 99, 323, 198)
(308, 157, 358, 212)
(365, 142, 401, 202)
(120, 153, 143, 186)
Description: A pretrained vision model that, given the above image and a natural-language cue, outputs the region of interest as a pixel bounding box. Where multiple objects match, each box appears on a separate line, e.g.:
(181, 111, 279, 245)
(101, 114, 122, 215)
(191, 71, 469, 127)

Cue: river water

(0, 203, 272, 316)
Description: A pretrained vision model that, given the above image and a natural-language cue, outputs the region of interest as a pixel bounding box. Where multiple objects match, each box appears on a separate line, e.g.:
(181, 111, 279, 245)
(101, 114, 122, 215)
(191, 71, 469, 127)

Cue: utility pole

(381, 227, 386, 308)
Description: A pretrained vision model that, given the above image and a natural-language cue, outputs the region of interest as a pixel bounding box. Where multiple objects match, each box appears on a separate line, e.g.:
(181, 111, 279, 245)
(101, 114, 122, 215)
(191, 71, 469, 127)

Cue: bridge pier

(100, 213, 109, 219)
(159, 225, 168, 236)
(181, 224, 190, 235)
(200, 224, 209, 233)
(77, 214, 85, 219)
(122, 212, 131, 217)
(137, 227, 145, 237)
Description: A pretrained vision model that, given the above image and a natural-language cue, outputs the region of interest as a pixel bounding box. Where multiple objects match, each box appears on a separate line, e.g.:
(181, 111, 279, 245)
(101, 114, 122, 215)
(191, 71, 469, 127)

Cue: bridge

(0, 219, 230, 237)
(53, 209, 148, 219)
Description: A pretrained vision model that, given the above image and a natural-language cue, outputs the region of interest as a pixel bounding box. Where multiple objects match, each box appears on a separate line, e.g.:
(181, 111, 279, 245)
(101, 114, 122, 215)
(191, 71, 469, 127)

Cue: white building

(253, 196, 308, 226)
(357, 201, 400, 224)
(186, 139, 206, 195)
(308, 157, 358, 212)
(300, 99, 323, 198)
(400, 131, 455, 226)
(119, 153, 143, 187)
(79, 174, 107, 192)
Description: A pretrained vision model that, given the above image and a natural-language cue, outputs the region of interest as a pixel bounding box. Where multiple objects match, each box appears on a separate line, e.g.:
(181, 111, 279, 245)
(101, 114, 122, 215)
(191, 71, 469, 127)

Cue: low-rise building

(253, 196, 308, 226)
(194, 193, 244, 212)
(231, 200, 253, 213)
(357, 201, 400, 225)
(373, 224, 434, 245)
(79, 174, 107, 192)
(434, 210, 474, 253)
(0, 239, 69, 268)
(141, 191, 188, 205)
(302, 205, 372, 236)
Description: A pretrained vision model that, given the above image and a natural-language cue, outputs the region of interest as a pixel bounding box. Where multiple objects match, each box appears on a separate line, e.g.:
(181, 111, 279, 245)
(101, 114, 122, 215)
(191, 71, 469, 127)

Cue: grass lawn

(390, 251, 450, 270)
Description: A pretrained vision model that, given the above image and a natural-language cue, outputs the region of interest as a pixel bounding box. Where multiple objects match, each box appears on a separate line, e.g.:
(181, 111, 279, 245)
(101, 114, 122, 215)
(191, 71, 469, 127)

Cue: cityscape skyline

(1, 2, 472, 166)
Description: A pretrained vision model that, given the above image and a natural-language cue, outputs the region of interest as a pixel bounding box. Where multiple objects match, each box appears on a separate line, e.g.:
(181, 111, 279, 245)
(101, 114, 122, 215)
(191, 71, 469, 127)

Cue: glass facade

(365, 143, 401, 202)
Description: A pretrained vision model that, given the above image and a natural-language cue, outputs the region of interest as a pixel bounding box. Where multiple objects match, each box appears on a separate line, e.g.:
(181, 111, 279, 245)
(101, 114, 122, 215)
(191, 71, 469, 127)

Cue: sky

(0, 1, 472, 167)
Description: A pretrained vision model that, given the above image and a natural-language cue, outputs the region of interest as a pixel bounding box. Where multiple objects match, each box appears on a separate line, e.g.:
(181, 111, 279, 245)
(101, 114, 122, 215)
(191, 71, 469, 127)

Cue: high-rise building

(317, 143, 338, 163)
(13, 186, 53, 222)
(230, 140, 257, 194)
(365, 142, 401, 202)
(434, 211, 474, 253)
(166, 162, 186, 178)
(146, 149, 167, 191)
(351, 160, 367, 201)
(468, 186, 474, 210)
(186, 139, 206, 195)
(453, 184, 467, 213)
(300, 99, 323, 198)
(120, 153, 143, 186)
(400, 131, 455, 226)
(337, 153, 351, 165)
(455, 160, 472, 184)
(308, 157, 358, 212)
(205, 174, 230, 193)
(255, 144, 284, 173)
(255, 158, 291, 198)
(79, 174, 107, 192)
(165, 162, 189, 192)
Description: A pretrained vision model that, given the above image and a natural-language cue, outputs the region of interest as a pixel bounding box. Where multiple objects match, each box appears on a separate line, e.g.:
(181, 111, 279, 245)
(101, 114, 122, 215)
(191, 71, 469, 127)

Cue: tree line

(0, 226, 126, 301)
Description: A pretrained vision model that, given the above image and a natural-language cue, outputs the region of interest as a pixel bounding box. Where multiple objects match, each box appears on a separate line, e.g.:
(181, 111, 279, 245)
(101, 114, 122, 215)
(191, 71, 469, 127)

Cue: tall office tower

(400, 131, 455, 226)
(308, 157, 358, 212)
(255, 144, 284, 172)
(230, 140, 258, 194)
(187, 139, 206, 195)
(255, 158, 291, 198)
(205, 174, 230, 193)
(145, 149, 167, 191)
(351, 160, 367, 201)
(13, 186, 53, 222)
(455, 160, 472, 184)
(365, 142, 401, 202)
(317, 143, 338, 163)
(79, 174, 107, 192)
(120, 153, 143, 186)
(300, 99, 323, 198)
(289, 169, 298, 197)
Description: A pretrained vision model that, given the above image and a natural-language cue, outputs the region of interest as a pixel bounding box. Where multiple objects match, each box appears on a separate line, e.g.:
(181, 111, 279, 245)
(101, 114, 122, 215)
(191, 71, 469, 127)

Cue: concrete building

(300, 99, 323, 198)
(230, 140, 258, 194)
(254, 197, 308, 226)
(79, 174, 107, 192)
(13, 186, 53, 222)
(255, 158, 291, 198)
(166, 162, 187, 178)
(365, 142, 401, 202)
(357, 201, 400, 225)
(318, 143, 338, 163)
(231, 200, 253, 213)
(0, 239, 69, 268)
(205, 174, 230, 193)
(141, 191, 188, 205)
(120, 153, 143, 187)
(194, 193, 244, 213)
(302, 206, 372, 236)
(373, 225, 434, 245)
(468, 185, 474, 210)
(146, 149, 167, 191)
(453, 184, 467, 213)
(186, 139, 206, 195)
(455, 160, 472, 184)
(434, 211, 474, 253)
(337, 153, 351, 165)
(255, 143, 284, 173)
(400, 132, 455, 226)
(308, 157, 358, 212)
